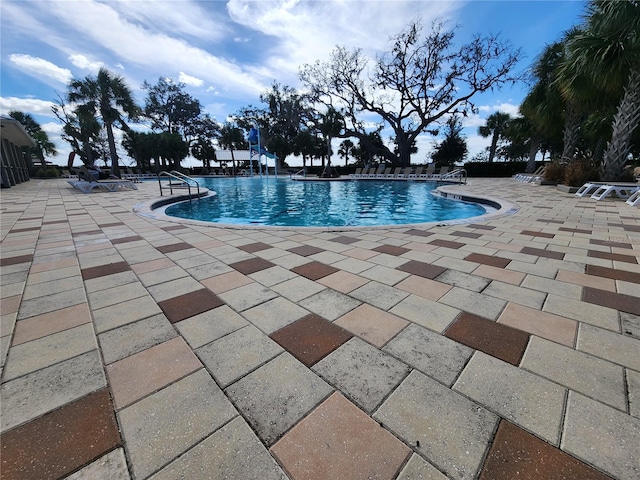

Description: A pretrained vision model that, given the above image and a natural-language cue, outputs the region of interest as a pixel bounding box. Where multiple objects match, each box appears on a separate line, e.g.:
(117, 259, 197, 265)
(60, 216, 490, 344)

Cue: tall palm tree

(564, 0, 640, 180)
(519, 41, 566, 171)
(68, 68, 139, 177)
(478, 112, 511, 162)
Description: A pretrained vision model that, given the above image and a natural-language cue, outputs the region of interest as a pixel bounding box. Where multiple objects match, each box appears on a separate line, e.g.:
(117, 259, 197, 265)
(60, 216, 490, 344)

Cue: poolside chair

(626, 189, 640, 207)
(377, 167, 392, 178)
(432, 166, 449, 180)
(68, 179, 137, 193)
(408, 166, 423, 179)
(515, 166, 544, 182)
(350, 168, 363, 178)
(419, 164, 436, 179)
(590, 184, 639, 201)
(391, 167, 403, 178)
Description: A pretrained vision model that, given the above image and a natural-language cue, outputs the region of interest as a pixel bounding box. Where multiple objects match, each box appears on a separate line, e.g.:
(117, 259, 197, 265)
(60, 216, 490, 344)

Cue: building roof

(0, 116, 36, 147)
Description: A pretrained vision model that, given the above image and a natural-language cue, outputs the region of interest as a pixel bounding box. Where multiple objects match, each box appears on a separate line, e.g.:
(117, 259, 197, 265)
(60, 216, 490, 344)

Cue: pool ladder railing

(158, 170, 201, 201)
(441, 168, 467, 184)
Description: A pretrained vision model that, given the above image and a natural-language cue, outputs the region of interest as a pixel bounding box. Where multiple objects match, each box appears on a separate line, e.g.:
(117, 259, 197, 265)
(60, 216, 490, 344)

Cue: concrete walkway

(1, 177, 638, 480)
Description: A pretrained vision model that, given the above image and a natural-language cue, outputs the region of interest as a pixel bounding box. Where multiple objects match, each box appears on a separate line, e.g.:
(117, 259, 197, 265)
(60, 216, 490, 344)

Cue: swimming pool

(162, 177, 487, 227)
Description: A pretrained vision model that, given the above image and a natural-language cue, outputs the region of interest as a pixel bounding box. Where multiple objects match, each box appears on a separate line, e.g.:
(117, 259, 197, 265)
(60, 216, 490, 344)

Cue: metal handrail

(158, 170, 201, 201)
(290, 168, 306, 178)
(441, 168, 467, 184)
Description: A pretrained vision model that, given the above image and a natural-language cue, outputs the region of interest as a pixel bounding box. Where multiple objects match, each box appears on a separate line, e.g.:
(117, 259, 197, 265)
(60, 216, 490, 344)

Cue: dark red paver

(291, 261, 339, 280)
(589, 239, 632, 249)
(404, 229, 434, 237)
(238, 242, 272, 253)
(397, 260, 447, 279)
(270, 314, 352, 366)
(453, 230, 482, 239)
(111, 235, 143, 244)
(465, 253, 512, 268)
(521, 230, 555, 239)
(8, 227, 41, 233)
(81, 261, 131, 281)
(583, 287, 640, 315)
(287, 245, 325, 256)
(445, 312, 529, 365)
(0, 254, 34, 267)
(230, 257, 276, 275)
(520, 246, 565, 260)
(372, 245, 410, 256)
(587, 250, 637, 264)
(330, 236, 360, 244)
(156, 242, 193, 254)
(429, 239, 465, 249)
(479, 420, 612, 480)
(467, 224, 496, 230)
(158, 288, 224, 323)
(72, 229, 103, 237)
(0, 388, 121, 480)
(585, 265, 640, 284)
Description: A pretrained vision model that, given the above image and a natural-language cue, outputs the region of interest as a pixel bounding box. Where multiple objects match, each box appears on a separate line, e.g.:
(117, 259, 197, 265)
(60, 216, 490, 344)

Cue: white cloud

(227, 0, 463, 84)
(0, 97, 56, 117)
(478, 102, 521, 117)
(68, 54, 103, 71)
(178, 72, 204, 87)
(9, 54, 72, 84)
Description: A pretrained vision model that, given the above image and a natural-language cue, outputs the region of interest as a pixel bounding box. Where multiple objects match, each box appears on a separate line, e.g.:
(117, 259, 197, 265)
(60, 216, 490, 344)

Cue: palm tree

(67, 68, 139, 177)
(564, 0, 640, 180)
(8, 111, 57, 165)
(338, 139, 354, 167)
(218, 123, 245, 174)
(478, 112, 511, 162)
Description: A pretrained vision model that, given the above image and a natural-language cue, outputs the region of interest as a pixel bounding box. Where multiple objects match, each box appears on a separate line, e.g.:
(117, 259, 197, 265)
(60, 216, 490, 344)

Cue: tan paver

(498, 302, 577, 347)
(521, 336, 626, 411)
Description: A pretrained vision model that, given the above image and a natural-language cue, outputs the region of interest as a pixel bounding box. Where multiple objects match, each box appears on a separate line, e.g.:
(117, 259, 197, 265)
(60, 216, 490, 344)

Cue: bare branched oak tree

(300, 19, 522, 166)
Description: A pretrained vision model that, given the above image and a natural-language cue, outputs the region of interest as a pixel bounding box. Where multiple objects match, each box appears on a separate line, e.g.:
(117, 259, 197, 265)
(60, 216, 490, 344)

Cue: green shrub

(563, 159, 600, 187)
(543, 161, 565, 182)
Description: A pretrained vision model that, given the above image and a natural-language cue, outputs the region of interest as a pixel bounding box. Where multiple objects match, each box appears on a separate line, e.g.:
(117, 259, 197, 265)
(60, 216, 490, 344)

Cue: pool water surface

(163, 177, 486, 227)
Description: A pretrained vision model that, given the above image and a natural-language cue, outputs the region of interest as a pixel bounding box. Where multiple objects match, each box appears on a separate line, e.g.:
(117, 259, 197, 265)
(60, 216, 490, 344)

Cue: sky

(0, 0, 586, 167)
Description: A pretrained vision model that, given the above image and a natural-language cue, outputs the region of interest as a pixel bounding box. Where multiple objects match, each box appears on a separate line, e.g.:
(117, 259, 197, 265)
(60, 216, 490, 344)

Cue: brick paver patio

(1, 177, 638, 479)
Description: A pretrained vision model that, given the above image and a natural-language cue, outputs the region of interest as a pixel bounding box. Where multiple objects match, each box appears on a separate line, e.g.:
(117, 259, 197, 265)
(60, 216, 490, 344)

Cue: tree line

(11, 1, 638, 181)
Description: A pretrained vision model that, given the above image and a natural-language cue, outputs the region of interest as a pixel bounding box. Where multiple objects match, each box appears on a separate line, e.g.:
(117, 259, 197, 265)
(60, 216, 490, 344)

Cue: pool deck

(1, 177, 639, 480)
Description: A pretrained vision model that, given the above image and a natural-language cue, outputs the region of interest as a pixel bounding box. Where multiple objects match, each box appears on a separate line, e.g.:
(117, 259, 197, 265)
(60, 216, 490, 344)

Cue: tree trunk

(526, 134, 541, 173)
(105, 122, 120, 177)
(561, 104, 581, 164)
(488, 132, 499, 163)
(602, 69, 640, 181)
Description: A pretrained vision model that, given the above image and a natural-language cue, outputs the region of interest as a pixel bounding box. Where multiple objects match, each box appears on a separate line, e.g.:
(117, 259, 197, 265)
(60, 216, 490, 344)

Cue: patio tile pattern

(1, 178, 638, 480)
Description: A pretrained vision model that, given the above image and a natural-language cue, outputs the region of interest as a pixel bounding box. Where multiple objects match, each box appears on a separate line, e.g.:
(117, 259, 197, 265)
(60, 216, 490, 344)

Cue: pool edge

(133, 183, 519, 231)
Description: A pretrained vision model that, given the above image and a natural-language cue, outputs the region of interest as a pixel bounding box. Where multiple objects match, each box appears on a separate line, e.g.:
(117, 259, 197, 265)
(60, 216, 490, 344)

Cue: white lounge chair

(626, 189, 640, 207)
(575, 182, 609, 197)
(377, 167, 392, 178)
(408, 166, 423, 179)
(350, 168, 363, 178)
(515, 166, 544, 182)
(431, 166, 449, 180)
(419, 164, 436, 179)
(68, 179, 138, 193)
(590, 184, 639, 201)
(390, 167, 403, 178)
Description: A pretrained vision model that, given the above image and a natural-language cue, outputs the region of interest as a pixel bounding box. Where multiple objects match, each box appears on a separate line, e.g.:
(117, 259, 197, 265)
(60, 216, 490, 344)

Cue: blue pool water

(163, 177, 486, 227)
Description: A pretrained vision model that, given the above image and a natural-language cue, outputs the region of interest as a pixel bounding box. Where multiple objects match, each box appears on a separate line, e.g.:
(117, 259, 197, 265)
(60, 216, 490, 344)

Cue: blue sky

(0, 0, 586, 167)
